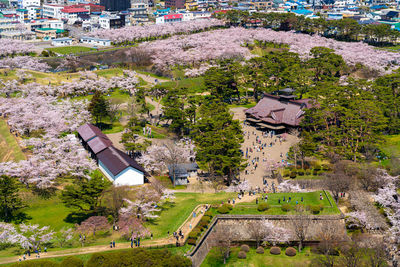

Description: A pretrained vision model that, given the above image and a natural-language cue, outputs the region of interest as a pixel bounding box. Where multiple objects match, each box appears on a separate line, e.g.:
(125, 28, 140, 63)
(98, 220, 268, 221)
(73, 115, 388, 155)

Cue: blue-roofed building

(80, 36, 111, 46)
(370, 4, 387, 10)
(291, 9, 313, 15)
(153, 7, 170, 16)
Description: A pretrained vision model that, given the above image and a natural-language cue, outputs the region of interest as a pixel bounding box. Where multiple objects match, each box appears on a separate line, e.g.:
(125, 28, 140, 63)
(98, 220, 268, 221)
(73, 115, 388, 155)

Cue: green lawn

(231, 191, 339, 215)
(228, 102, 257, 109)
(202, 247, 312, 267)
(19, 192, 74, 231)
(160, 77, 206, 94)
(145, 192, 236, 239)
(0, 119, 25, 162)
(47, 46, 96, 55)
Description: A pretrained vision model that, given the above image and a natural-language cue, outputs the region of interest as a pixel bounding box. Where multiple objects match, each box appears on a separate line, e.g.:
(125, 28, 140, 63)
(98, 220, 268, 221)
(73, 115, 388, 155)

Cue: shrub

(11, 260, 59, 267)
(204, 210, 213, 217)
(322, 164, 331, 171)
(297, 169, 305, 176)
(270, 246, 281, 255)
(306, 170, 311, 175)
(281, 204, 292, 212)
(256, 246, 264, 254)
(310, 205, 321, 214)
(314, 165, 321, 171)
(240, 244, 250, 252)
(217, 205, 230, 214)
(285, 247, 297, 256)
(199, 220, 209, 229)
(224, 204, 233, 210)
(188, 229, 200, 239)
(201, 215, 212, 223)
(312, 169, 319, 175)
(238, 251, 247, 259)
(61, 256, 84, 267)
(257, 203, 270, 211)
(187, 238, 196, 246)
(289, 171, 297, 179)
(283, 169, 290, 177)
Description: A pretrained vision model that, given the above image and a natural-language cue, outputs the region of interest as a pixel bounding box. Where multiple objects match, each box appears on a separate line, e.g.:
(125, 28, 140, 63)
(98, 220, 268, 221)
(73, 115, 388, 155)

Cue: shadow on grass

(64, 212, 92, 225)
(145, 201, 176, 226)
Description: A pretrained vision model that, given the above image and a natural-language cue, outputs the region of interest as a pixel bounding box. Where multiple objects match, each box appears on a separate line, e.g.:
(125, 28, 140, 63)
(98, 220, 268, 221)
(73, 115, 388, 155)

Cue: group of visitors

(19, 247, 47, 262)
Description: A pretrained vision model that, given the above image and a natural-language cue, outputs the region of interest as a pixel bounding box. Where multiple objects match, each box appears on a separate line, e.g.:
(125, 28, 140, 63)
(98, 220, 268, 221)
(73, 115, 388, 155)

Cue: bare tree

(108, 100, 122, 123)
(212, 226, 236, 264)
(357, 165, 379, 192)
(103, 186, 130, 225)
(340, 242, 363, 267)
(355, 235, 388, 267)
(290, 208, 311, 252)
(324, 161, 356, 203)
(248, 219, 268, 247)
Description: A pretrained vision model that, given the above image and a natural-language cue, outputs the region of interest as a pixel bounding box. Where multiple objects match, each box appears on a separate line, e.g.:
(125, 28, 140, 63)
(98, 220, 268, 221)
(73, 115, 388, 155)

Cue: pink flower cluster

(0, 70, 138, 97)
(90, 19, 224, 43)
(0, 39, 35, 56)
(374, 172, 400, 245)
(0, 56, 50, 72)
(141, 27, 400, 73)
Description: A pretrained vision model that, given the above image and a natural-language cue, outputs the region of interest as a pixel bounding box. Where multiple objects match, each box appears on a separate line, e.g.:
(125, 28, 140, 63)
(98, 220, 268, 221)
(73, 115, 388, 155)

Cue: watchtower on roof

(278, 88, 296, 100)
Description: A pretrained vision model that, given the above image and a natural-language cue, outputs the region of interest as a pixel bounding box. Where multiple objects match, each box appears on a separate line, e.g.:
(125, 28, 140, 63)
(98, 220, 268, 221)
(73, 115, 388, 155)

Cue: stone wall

(187, 214, 345, 267)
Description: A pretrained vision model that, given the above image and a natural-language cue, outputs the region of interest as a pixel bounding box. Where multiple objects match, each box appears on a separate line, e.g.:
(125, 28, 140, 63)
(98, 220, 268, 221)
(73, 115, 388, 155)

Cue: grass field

(47, 46, 96, 55)
(0, 119, 25, 162)
(160, 77, 206, 94)
(231, 191, 339, 215)
(202, 247, 312, 267)
(145, 192, 236, 239)
(19, 191, 74, 231)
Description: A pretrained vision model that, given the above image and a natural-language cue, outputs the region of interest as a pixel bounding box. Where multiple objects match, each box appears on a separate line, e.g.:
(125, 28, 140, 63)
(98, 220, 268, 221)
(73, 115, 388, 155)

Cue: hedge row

(187, 210, 214, 246)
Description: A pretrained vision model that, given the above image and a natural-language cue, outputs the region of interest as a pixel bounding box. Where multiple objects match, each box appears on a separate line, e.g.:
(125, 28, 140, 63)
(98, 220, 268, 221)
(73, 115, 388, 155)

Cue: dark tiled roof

(245, 94, 311, 127)
(77, 123, 107, 142)
(87, 136, 113, 154)
(168, 163, 198, 177)
(97, 146, 148, 177)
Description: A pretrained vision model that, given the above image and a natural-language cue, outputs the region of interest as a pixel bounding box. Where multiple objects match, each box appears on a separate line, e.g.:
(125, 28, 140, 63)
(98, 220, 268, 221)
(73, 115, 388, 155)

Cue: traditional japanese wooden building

(245, 89, 312, 132)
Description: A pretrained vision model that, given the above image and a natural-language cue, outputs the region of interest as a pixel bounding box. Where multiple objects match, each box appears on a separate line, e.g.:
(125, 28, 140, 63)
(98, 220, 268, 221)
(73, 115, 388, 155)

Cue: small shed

(168, 163, 199, 185)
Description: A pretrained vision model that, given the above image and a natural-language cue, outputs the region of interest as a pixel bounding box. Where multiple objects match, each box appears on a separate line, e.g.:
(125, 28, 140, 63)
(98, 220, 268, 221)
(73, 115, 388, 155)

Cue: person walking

(112, 240, 115, 248)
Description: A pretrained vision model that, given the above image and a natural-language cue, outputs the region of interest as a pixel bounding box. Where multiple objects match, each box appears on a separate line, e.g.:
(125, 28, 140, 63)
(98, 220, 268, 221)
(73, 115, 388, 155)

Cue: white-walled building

(51, 37, 72, 46)
(43, 4, 64, 18)
(77, 124, 148, 186)
(80, 36, 111, 46)
(18, 0, 39, 9)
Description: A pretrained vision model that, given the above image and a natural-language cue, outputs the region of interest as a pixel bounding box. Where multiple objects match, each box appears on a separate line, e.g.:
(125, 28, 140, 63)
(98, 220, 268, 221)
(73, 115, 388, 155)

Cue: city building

(43, 4, 64, 19)
(17, 0, 39, 9)
(156, 13, 182, 23)
(100, 0, 130, 11)
(164, 0, 185, 9)
(99, 13, 125, 28)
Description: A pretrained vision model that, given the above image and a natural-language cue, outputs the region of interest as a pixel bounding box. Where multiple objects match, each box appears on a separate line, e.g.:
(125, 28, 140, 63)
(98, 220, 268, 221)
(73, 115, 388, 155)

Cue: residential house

(34, 27, 64, 39)
(165, 0, 185, 9)
(17, 0, 39, 9)
(77, 123, 148, 186)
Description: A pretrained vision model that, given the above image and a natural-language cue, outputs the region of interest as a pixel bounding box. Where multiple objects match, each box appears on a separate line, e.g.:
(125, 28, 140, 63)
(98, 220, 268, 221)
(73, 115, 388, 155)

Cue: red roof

(61, 7, 89, 13)
(214, 10, 228, 13)
(164, 14, 183, 20)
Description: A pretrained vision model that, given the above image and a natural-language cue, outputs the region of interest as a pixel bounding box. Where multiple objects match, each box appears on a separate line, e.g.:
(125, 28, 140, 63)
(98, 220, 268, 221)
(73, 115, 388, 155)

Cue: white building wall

(114, 167, 144, 186)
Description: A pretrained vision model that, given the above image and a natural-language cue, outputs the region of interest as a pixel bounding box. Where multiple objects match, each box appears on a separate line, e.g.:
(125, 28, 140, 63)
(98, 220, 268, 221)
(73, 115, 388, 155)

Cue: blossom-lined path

(0, 194, 257, 265)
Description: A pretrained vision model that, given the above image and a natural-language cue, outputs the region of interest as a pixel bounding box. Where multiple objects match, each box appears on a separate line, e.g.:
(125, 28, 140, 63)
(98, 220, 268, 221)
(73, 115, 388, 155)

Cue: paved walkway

(230, 107, 299, 188)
